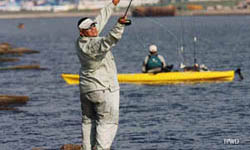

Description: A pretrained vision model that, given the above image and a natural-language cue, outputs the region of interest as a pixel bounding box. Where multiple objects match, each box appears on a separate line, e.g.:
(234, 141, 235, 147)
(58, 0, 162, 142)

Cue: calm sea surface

(0, 15, 250, 150)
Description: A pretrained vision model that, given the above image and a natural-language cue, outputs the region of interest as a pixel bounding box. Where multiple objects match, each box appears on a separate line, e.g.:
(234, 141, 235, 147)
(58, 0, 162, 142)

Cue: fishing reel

(118, 18, 132, 26)
(123, 19, 132, 26)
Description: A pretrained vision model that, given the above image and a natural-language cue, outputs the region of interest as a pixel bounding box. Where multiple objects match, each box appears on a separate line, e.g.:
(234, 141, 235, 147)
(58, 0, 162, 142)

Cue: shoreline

(178, 9, 250, 16)
(0, 11, 127, 19)
(1, 9, 250, 19)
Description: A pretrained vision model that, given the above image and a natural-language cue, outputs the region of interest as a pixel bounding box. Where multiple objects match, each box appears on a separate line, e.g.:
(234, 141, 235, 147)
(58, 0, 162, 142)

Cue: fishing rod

(193, 36, 197, 64)
(122, 0, 133, 25)
(192, 16, 198, 65)
(180, 9, 186, 67)
(124, 0, 133, 17)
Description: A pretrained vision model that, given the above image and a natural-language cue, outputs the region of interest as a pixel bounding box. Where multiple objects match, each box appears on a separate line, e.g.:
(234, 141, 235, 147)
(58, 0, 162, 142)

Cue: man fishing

(142, 44, 172, 73)
(75, 0, 130, 149)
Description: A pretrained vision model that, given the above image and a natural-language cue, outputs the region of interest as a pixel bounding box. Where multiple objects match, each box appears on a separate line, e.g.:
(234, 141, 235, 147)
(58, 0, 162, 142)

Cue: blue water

(0, 15, 250, 150)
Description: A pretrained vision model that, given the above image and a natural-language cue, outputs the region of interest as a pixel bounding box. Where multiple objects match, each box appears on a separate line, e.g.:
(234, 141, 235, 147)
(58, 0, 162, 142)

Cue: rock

(0, 107, 18, 111)
(0, 42, 11, 51)
(0, 58, 20, 62)
(0, 42, 39, 55)
(0, 95, 29, 106)
(18, 23, 24, 29)
(0, 47, 39, 54)
(31, 148, 45, 150)
(0, 64, 47, 70)
(32, 144, 82, 150)
(60, 144, 82, 150)
(11, 47, 39, 54)
(0, 48, 8, 53)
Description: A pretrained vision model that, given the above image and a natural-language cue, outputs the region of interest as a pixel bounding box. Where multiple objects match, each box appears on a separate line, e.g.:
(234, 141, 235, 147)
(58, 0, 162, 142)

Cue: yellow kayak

(61, 70, 235, 85)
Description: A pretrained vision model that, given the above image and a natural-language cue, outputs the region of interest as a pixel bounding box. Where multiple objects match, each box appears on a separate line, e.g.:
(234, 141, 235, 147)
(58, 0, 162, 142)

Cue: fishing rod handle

(118, 17, 132, 26)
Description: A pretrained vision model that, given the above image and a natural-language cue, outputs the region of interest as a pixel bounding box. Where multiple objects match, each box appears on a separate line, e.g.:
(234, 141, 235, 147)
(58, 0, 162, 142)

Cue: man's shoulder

(157, 54, 165, 58)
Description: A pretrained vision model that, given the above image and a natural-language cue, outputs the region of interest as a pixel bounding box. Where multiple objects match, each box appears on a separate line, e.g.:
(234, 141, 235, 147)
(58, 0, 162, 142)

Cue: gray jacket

(76, 3, 125, 93)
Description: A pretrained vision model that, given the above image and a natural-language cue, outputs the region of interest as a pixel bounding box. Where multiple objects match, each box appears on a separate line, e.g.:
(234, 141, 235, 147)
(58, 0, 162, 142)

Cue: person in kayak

(75, 0, 130, 149)
(142, 45, 173, 73)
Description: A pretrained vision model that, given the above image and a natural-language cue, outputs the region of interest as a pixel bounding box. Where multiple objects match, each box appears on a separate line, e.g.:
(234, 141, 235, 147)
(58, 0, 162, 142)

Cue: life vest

(146, 54, 163, 70)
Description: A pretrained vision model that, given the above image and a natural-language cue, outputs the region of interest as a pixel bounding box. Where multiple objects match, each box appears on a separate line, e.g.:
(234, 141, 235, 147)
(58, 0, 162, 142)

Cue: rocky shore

(0, 42, 45, 110)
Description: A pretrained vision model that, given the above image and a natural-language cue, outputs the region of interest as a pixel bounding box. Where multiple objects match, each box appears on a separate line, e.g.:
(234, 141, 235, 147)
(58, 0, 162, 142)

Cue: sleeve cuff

(109, 2, 116, 9)
(117, 22, 125, 27)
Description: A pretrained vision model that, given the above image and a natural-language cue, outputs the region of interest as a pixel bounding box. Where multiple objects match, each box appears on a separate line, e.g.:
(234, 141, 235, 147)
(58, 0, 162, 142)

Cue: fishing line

(129, 6, 208, 67)
(133, 23, 147, 50)
(191, 16, 198, 65)
(194, 16, 246, 70)
(179, 11, 187, 66)
(135, 8, 187, 67)
(191, 16, 214, 66)
(132, 16, 181, 66)
(227, 16, 247, 69)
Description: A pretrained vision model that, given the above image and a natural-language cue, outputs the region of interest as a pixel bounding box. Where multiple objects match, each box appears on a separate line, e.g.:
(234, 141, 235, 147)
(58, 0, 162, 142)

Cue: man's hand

(112, 0, 120, 6)
(118, 16, 131, 26)
(118, 16, 127, 24)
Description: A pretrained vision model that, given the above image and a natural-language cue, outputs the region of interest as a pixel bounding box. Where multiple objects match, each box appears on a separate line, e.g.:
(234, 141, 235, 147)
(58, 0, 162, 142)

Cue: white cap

(78, 18, 96, 29)
(149, 45, 157, 53)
